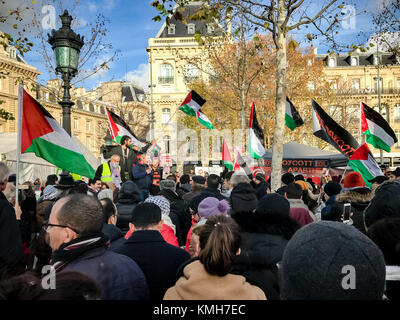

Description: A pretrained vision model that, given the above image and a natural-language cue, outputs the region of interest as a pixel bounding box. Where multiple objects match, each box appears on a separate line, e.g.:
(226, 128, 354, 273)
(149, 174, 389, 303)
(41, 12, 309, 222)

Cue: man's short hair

(180, 174, 190, 185)
(56, 194, 104, 236)
(224, 171, 234, 182)
(166, 175, 177, 182)
(206, 174, 220, 189)
(230, 172, 250, 188)
(120, 135, 131, 145)
(0, 162, 10, 183)
(110, 154, 120, 161)
(192, 175, 206, 185)
(89, 178, 101, 186)
(285, 182, 303, 199)
(131, 203, 161, 229)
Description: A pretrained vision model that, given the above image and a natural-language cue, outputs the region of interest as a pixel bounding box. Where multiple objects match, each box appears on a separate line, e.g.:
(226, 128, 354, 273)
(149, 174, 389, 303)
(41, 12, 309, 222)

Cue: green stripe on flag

(25, 137, 95, 178)
(179, 104, 197, 117)
(222, 160, 233, 170)
(362, 129, 391, 152)
(197, 114, 213, 130)
(285, 114, 297, 131)
(348, 159, 374, 188)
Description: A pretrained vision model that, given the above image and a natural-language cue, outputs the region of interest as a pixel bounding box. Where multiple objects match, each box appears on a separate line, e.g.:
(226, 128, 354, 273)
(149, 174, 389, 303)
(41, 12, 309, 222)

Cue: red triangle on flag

(350, 143, 369, 161)
(222, 139, 233, 163)
(360, 102, 369, 134)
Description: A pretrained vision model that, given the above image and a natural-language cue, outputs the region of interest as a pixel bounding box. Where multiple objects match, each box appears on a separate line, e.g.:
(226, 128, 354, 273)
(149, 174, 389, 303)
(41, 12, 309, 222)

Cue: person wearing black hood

(231, 192, 300, 300)
(115, 181, 142, 232)
(192, 174, 227, 204)
(276, 172, 295, 196)
(228, 173, 258, 215)
(253, 173, 271, 200)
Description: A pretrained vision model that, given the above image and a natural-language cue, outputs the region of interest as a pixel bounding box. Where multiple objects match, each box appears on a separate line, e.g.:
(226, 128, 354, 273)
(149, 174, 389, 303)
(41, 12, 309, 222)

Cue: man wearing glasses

(44, 193, 149, 300)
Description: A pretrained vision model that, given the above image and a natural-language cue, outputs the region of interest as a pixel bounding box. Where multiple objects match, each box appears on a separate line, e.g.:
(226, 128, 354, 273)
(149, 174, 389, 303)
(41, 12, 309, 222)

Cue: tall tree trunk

(271, 1, 287, 192)
(240, 87, 246, 151)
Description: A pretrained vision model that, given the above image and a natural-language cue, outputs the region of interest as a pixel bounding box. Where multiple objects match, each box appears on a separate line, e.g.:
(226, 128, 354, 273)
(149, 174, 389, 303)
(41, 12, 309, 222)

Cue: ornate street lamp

(47, 10, 84, 136)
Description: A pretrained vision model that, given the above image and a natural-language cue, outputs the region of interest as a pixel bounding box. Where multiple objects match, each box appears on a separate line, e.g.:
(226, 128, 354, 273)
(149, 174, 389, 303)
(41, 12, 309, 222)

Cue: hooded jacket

(334, 187, 374, 233)
(229, 183, 258, 214)
(163, 260, 266, 300)
(116, 182, 142, 231)
(101, 224, 126, 250)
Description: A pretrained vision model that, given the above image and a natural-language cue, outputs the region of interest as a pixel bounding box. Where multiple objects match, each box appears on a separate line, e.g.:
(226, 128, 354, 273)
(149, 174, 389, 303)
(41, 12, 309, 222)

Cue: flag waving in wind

(106, 108, 143, 147)
(233, 148, 252, 176)
(285, 97, 304, 131)
(179, 90, 213, 130)
(312, 99, 359, 157)
(348, 143, 383, 188)
(18, 87, 95, 178)
(248, 102, 266, 159)
(361, 102, 397, 152)
(222, 138, 233, 170)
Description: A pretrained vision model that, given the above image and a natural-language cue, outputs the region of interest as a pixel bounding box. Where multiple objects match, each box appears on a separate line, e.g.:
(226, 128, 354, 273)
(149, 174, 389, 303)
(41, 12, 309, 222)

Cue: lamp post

(47, 10, 84, 136)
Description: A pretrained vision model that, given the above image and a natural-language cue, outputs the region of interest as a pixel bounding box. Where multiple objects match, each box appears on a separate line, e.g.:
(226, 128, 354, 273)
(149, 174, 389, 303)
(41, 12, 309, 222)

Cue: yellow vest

(101, 163, 121, 182)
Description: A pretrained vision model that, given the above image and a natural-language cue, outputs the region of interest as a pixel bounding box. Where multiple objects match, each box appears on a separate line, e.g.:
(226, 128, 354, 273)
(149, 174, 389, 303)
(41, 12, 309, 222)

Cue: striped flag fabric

(196, 110, 213, 130)
(222, 138, 233, 170)
(18, 87, 95, 178)
(106, 108, 143, 147)
(285, 97, 304, 131)
(248, 102, 266, 159)
(348, 143, 383, 188)
(233, 148, 252, 176)
(179, 90, 213, 130)
(361, 102, 397, 152)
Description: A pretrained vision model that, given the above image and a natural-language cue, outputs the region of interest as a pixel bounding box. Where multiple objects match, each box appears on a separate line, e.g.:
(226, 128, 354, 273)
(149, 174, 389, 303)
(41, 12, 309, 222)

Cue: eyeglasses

(42, 223, 80, 234)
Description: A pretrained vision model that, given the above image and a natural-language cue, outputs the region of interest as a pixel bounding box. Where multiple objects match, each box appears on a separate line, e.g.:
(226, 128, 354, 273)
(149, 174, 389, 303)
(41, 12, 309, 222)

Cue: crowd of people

(0, 136, 399, 300)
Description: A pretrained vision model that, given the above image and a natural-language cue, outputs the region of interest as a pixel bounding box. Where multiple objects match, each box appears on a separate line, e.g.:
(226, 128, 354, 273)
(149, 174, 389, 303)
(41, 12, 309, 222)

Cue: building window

(77, 100, 83, 109)
(328, 57, 336, 67)
(183, 64, 199, 83)
(187, 137, 196, 154)
(100, 106, 105, 114)
(163, 135, 171, 154)
(89, 103, 94, 112)
(213, 136, 223, 153)
(74, 119, 78, 129)
(329, 105, 342, 123)
(350, 57, 358, 66)
(167, 24, 175, 35)
(374, 77, 383, 93)
(86, 121, 91, 131)
(158, 63, 174, 84)
(351, 79, 360, 92)
(329, 79, 338, 91)
(86, 137, 91, 149)
(162, 108, 170, 124)
(394, 104, 400, 122)
(187, 23, 195, 35)
(207, 23, 215, 34)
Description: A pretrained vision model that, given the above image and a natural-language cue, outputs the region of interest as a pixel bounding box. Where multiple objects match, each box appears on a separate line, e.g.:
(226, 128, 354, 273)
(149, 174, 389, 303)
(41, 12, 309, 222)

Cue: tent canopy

(262, 141, 348, 167)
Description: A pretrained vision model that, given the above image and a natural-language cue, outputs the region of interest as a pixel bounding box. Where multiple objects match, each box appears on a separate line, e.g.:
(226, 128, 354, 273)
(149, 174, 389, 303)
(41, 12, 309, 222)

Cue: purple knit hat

(198, 197, 230, 218)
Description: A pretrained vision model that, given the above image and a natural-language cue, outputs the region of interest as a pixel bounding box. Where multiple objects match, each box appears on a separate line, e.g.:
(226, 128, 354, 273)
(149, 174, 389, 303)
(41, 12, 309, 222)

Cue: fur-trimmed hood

(335, 187, 374, 206)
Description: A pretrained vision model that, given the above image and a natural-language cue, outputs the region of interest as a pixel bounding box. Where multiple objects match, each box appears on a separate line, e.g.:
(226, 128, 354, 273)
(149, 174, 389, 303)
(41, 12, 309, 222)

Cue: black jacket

(115, 181, 142, 231)
(0, 192, 24, 264)
(192, 187, 227, 204)
(105, 145, 138, 182)
(231, 232, 288, 300)
(101, 224, 126, 251)
(132, 162, 152, 191)
(229, 183, 258, 214)
(113, 230, 190, 300)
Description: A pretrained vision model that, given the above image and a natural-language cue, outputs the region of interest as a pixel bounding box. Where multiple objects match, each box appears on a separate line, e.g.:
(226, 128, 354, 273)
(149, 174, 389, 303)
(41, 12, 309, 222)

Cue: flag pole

(16, 85, 23, 208)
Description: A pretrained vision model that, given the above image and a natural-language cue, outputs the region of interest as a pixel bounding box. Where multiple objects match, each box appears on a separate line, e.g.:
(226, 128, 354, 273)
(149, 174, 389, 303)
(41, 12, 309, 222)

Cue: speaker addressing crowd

(1, 159, 400, 301)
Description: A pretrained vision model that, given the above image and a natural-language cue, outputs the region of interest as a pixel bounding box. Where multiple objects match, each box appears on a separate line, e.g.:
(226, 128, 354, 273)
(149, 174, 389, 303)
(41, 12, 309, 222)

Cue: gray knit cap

(159, 179, 176, 192)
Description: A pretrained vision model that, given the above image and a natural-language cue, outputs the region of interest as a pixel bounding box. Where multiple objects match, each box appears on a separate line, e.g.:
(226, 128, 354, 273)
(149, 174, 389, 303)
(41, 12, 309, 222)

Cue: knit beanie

(281, 172, 295, 185)
(343, 171, 365, 189)
(198, 197, 230, 219)
(295, 180, 309, 191)
(256, 193, 290, 217)
(159, 179, 176, 192)
(323, 181, 342, 197)
(97, 189, 114, 201)
(145, 195, 170, 216)
(279, 221, 386, 300)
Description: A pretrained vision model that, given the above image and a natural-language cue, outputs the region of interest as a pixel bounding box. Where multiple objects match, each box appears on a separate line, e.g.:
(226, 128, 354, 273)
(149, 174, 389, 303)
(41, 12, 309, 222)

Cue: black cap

(368, 175, 389, 184)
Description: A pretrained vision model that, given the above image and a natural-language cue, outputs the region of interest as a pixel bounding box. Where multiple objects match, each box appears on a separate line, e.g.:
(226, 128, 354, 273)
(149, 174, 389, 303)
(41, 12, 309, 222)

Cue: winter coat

(386, 265, 400, 300)
(105, 145, 138, 182)
(101, 224, 126, 250)
(275, 185, 287, 196)
(231, 232, 289, 300)
(0, 192, 24, 264)
(334, 187, 374, 233)
(164, 260, 266, 300)
(229, 183, 258, 214)
(192, 187, 227, 205)
(62, 246, 149, 300)
(176, 183, 191, 198)
(132, 162, 152, 192)
(255, 182, 269, 200)
(287, 198, 316, 227)
(321, 195, 338, 220)
(182, 186, 205, 202)
(115, 181, 142, 231)
(113, 230, 190, 300)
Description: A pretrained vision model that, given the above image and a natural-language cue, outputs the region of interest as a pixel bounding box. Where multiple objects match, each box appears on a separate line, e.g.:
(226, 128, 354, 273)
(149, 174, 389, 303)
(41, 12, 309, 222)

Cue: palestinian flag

(348, 143, 383, 188)
(222, 138, 233, 170)
(285, 97, 304, 131)
(233, 148, 252, 176)
(196, 110, 213, 130)
(361, 102, 397, 152)
(248, 102, 266, 159)
(18, 87, 95, 178)
(179, 90, 206, 116)
(106, 108, 143, 147)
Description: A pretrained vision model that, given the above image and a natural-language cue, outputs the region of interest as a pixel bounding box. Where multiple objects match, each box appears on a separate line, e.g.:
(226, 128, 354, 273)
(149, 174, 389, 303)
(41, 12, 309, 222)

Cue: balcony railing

(336, 88, 400, 95)
(158, 76, 174, 84)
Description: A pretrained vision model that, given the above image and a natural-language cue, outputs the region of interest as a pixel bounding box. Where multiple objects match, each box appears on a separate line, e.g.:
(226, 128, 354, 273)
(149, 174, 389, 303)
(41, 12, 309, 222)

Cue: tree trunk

(271, 1, 287, 192)
(240, 87, 246, 151)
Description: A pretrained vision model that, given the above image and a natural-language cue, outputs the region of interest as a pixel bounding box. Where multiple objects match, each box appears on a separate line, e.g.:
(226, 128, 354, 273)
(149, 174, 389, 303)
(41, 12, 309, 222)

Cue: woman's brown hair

(198, 215, 241, 276)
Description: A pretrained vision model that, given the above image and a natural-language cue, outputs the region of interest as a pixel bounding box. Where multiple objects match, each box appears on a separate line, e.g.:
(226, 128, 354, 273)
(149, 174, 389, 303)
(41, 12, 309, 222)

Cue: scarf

(110, 163, 121, 188)
(51, 232, 110, 272)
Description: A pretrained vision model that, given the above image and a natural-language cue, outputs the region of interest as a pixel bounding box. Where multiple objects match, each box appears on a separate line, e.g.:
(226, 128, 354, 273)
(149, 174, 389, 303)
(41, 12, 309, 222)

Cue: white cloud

(103, 0, 119, 11)
(71, 16, 88, 29)
(365, 31, 400, 52)
(124, 63, 150, 92)
(88, 3, 98, 12)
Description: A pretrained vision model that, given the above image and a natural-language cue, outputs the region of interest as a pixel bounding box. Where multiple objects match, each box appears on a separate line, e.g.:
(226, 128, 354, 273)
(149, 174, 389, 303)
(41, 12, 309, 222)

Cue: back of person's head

(68, 180, 88, 195)
(100, 198, 117, 224)
(166, 175, 177, 182)
(198, 215, 241, 276)
(118, 181, 140, 201)
(149, 183, 160, 196)
(120, 135, 130, 146)
(88, 178, 100, 186)
(46, 174, 58, 186)
(294, 174, 305, 181)
(144, 195, 170, 217)
(97, 189, 113, 201)
(0, 162, 10, 185)
(224, 171, 234, 182)
(367, 217, 400, 266)
(281, 172, 295, 185)
(280, 221, 386, 300)
(285, 183, 303, 199)
(206, 174, 220, 189)
(130, 202, 161, 229)
(192, 175, 206, 186)
(159, 179, 176, 192)
(230, 172, 250, 188)
(323, 181, 342, 197)
(180, 174, 190, 185)
(55, 194, 104, 237)
(198, 197, 230, 219)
